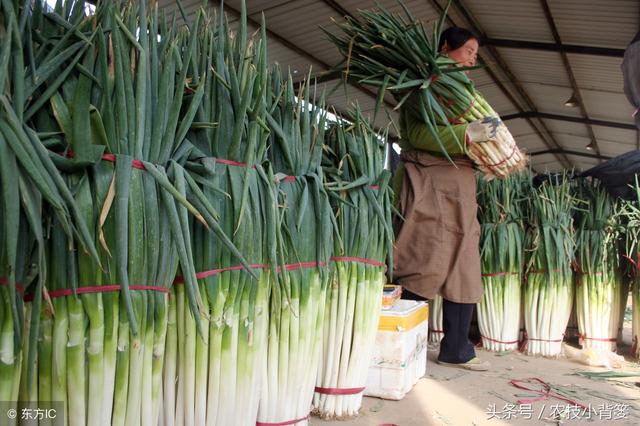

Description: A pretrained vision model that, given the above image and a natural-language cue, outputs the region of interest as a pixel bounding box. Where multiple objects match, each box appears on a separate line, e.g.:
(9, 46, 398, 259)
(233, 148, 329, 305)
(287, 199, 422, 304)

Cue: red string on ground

(510, 377, 590, 410)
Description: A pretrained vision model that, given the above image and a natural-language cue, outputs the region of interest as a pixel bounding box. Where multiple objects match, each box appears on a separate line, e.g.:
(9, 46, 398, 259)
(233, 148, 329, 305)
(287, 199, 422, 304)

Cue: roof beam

(539, 0, 601, 160)
(501, 112, 636, 130)
(481, 38, 625, 58)
(530, 149, 612, 161)
(320, 0, 357, 21)
(427, 0, 573, 169)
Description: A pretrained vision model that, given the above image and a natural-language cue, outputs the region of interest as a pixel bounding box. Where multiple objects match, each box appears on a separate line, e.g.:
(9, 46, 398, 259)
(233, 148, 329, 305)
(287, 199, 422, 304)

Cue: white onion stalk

(523, 173, 577, 357)
(429, 295, 444, 344)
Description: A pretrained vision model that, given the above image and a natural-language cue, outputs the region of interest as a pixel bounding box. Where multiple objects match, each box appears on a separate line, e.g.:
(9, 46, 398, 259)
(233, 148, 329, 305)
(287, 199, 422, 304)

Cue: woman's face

(443, 38, 479, 67)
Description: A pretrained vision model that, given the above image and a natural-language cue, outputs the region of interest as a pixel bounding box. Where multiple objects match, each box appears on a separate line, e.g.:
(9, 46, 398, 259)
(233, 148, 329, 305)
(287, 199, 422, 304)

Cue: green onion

(313, 107, 392, 419)
(523, 172, 577, 356)
(476, 172, 527, 351)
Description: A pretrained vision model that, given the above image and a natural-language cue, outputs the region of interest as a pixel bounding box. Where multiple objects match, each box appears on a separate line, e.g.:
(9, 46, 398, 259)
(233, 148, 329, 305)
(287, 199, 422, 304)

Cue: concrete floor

(311, 327, 640, 426)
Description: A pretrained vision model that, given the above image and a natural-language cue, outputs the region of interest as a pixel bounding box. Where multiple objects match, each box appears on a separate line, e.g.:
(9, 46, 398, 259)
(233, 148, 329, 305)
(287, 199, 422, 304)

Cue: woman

(393, 27, 499, 371)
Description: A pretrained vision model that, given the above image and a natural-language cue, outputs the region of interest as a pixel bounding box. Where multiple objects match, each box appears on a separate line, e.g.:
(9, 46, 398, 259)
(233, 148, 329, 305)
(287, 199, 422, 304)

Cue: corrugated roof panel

(566, 155, 599, 172)
(479, 84, 518, 116)
(592, 126, 637, 145)
(505, 117, 535, 135)
(514, 134, 549, 152)
(533, 153, 564, 171)
(521, 84, 581, 116)
(469, 68, 496, 88)
(540, 118, 590, 138)
(340, 0, 440, 22)
(496, 48, 570, 87)
(244, 0, 299, 15)
(548, 0, 638, 49)
(462, 0, 554, 43)
(581, 90, 635, 123)
(553, 133, 591, 149)
(599, 142, 637, 157)
(567, 54, 625, 94)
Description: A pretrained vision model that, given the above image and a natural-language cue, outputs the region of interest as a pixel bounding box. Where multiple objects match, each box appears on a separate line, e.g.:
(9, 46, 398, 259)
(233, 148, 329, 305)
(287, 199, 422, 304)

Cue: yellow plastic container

(381, 284, 402, 309)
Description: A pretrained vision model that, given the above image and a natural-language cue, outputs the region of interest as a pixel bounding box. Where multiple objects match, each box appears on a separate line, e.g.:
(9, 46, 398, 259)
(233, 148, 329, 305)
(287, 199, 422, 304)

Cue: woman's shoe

(436, 357, 490, 371)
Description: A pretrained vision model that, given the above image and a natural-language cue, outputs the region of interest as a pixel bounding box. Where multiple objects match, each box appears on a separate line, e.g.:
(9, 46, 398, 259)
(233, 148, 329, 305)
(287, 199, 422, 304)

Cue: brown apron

(393, 150, 482, 304)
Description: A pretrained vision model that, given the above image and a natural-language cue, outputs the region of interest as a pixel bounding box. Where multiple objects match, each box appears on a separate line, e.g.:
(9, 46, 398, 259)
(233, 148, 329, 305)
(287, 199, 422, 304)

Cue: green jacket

(398, 105, 469, 156)
(393, 103, 470, 199)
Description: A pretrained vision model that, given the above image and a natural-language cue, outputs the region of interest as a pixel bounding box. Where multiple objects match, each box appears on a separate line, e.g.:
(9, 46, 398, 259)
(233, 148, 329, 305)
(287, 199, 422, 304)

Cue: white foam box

(364, 300, 429, 400)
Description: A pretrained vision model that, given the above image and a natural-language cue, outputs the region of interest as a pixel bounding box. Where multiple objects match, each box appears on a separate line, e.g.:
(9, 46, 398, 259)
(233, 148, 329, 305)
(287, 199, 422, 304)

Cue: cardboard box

(364, 300, 428, 400)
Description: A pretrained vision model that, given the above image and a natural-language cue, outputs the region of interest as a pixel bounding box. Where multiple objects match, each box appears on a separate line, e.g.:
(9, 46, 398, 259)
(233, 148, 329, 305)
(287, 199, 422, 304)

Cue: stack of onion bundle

(617, 176, 640, 358)
(12, 1, 242, 425)
(476, 173, 526, 352)
(523, 173, 577, 356)
(312, 108, 393, 419)
(258, 69, 333, 426)
(574, 179, 625, 351)
(163, 4, 274, 425)
(325, 1, 527, 178)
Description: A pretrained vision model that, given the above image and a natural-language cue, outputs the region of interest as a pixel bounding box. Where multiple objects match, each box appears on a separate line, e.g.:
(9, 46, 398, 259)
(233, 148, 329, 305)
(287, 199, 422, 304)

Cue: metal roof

(159, 0, 640, 172)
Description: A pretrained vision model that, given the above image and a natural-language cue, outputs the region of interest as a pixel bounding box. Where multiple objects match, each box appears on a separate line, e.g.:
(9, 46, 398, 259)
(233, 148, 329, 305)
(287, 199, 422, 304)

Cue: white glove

(466, 117, 501, 143)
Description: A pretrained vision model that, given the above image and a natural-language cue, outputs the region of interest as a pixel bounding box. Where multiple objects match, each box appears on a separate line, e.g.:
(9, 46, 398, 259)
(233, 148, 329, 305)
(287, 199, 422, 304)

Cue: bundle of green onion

(1, 3, 103, 415)
(476, 173, 526, 352)
(8, 2, 244, 425)
(258, 69, 333, 426)
(574, 179, 625, 351)
(325, 0, 527, 177)
(313, 108, 393, 419)
(162, 4, 274, 425)
(523, 173, 577, 356)
(617, 176, 640, 358)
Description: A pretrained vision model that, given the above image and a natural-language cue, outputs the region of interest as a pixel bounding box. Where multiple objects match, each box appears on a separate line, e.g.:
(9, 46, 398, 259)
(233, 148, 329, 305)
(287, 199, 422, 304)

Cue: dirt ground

(310, 315, 640, 426)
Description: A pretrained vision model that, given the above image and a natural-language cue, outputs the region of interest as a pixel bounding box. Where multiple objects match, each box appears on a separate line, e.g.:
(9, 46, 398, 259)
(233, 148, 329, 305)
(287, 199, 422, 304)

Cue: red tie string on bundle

(314, 386, 365, 396)
(481, 271, 519, 277)
(571, 260, 603, 288)
(330, 256, 385, 268)
(0, 277, 25, 294)
(22, 283, 169, 302)
(100, 153, 146, 170)
(478, 334, 519, 347)
(212, 157, 255, 169)
(175, 257, 386, 285)
(622, 253, 640, 275)
(518, 331, 564, 353)
(174, 261, 329, 285)
(256, 415, 310, 426)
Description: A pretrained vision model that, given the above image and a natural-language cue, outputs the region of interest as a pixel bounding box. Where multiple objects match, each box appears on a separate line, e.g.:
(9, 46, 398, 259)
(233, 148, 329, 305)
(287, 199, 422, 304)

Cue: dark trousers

(402, 289, 476, 363)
